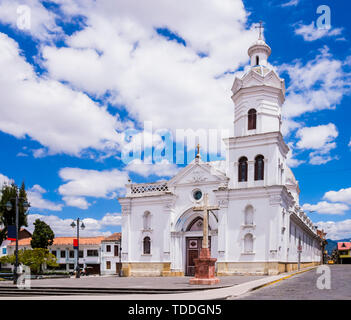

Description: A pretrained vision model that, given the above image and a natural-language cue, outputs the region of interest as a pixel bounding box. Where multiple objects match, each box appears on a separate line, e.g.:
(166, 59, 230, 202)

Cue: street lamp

(71, 218, 85, 278)
(119, 245, 122, 277)
(4, 196, 30, 284)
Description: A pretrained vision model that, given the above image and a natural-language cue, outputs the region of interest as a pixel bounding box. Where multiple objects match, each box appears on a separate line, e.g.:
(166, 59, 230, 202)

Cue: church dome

(247, 26, 271, 68)
(248, 39, 271, 58)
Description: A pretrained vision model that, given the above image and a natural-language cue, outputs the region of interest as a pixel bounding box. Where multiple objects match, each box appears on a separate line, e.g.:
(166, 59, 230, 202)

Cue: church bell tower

(224, 23, 289, 188)
(231, 24, 286, 138)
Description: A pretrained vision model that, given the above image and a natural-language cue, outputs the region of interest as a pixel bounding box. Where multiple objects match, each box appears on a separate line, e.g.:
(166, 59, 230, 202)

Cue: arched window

(143, 211, 151, 230)
(238, 157, 248, 182)
(256, 56, 259, 65)
(254, 155, 264, 180)
(248, 109, 257, 130)
(244, 233, 254, 253)
(186, 217, 204, 232)
(244, 205, 254, 225)
(143, 236, 151, 254)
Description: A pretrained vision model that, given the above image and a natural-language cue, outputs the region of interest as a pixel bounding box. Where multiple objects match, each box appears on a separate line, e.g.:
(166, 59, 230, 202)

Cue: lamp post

(4, 196, 30, 285)
(119, 245, 122, 277)
(70, 218, 85, 278)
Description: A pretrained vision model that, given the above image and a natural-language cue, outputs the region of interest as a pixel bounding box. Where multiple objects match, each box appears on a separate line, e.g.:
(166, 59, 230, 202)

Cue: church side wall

(218, 195, 275, 275)
(124, 201, 171, 277)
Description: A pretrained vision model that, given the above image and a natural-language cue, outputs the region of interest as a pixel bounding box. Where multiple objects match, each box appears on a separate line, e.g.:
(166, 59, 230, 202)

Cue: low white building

(118, 32, 324, 277)
(100, 233, 122, 275)
(5, 236, 105, 274)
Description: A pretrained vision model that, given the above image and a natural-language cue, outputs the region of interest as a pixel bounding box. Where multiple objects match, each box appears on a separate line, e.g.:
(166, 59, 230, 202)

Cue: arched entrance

(171, 207, 218, 276)
(185, 217, 211, 276)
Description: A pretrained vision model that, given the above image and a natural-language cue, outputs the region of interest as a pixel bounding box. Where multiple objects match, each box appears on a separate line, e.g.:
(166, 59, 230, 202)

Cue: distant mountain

(326, 238, 351, 255)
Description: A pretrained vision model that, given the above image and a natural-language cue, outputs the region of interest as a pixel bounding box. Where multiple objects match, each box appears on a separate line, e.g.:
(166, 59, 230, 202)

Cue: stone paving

(0, 274, 266, 290)
(235, 265, 351, 300)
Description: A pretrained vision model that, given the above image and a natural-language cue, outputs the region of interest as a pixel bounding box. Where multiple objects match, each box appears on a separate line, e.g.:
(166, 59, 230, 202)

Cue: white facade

(119, 35, 323, 276)
(4, 238, 103, 274)
(100, 240, 121, 275)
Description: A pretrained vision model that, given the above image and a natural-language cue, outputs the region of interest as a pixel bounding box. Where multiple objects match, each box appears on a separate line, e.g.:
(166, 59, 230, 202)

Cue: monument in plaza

(190, 191, 220, 285)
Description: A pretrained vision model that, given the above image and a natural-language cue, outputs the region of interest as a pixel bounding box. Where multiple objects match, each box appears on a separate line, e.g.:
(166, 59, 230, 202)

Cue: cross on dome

(255, 21, 264, 40)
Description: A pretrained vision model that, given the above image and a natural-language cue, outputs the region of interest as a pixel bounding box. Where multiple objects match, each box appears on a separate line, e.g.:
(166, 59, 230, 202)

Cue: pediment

(168, 161, 228, 186)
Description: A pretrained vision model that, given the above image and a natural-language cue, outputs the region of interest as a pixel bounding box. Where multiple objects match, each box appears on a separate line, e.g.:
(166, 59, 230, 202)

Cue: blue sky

(0, 0, 350, 239)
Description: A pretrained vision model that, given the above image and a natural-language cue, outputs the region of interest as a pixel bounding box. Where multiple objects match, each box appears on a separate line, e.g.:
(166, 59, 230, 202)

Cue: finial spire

(255, 21, 264, 40)
(196, 143, 201, 160)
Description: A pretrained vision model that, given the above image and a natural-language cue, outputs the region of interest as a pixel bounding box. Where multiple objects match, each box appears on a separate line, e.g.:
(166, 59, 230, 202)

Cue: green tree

(0, 248, 58, 274)
(31, 219, 55, 249)
(0, 182, 29, 244)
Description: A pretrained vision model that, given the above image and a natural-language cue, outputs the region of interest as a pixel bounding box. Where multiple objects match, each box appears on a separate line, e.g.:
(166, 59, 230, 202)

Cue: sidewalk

(1, 266, 317, 300)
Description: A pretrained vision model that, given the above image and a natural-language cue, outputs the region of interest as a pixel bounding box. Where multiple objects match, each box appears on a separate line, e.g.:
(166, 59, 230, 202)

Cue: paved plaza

(236, 265, 351, 300)
(0, 266, 324, 299)
(0, 274, 265, 290)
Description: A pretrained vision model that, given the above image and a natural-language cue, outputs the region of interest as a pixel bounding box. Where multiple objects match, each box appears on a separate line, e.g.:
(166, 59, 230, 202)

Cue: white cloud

(126, 158, 180, 177)
(0, 0, 62, 40)
(27, 213, 120, 237)
(58, 168, 129, 208)
(27, 184, 63, 211)
(0, 173, 12, 187)
(295, 22, 343, 42)
(0, 32, 123, 157)
(302, 201, 349, 215)
(41, 0, 257, 135)
(295, 123, 338, 165)
(286, 142, 305, 168)
(315, 219, 351, 240)
(61, 196, 90, 210)
(281, 0, 299, 7)
(100, 213, 122, 226)
(296, 124, 338, 150)
(280, 48, 350, 128)
(324, 187, 351, 204)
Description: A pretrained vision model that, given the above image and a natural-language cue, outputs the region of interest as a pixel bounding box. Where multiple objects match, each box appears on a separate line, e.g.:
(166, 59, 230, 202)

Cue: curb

(241, 266, 318, 296)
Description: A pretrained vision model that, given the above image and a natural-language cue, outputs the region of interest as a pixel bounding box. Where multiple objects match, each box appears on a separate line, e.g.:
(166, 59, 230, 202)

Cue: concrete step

(0, 286, 187, 295)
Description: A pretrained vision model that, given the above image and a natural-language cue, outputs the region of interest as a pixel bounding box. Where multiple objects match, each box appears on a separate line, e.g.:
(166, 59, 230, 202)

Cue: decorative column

(120, 199, 131, 276)
(217, 198, 229, 261)
(248, 160, 255, 187)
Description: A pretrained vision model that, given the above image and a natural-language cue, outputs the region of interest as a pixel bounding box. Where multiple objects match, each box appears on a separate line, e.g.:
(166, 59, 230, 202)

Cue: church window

(254, 155, 264, 180)
(143, 211, 151, 230)
(238, 157, 248, 182)
(143, 236, 151, 254)
(256, 56, 259, 65)
(244, 205, 254, 225)
(193, 189, 203, 201)
(244, 233, 254, 253)
(187, 217, 204, 232)
(248, 109, 257, 130)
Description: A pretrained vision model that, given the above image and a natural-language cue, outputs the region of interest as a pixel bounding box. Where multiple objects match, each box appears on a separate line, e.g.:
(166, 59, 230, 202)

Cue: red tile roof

(103, 232, 121, 242)
(9, 236, 105, 246)
(338, 242, 351, 251)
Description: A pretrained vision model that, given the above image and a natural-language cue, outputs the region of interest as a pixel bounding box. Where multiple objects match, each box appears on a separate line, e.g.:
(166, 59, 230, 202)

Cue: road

(235, 265, 351, 300)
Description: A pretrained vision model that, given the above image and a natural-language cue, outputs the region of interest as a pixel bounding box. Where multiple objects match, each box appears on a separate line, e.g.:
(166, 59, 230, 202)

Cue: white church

(118, 32, 323, 277)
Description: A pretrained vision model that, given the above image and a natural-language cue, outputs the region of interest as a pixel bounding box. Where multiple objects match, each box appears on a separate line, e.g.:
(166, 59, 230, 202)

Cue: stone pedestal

(189, 248, 220, 285)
